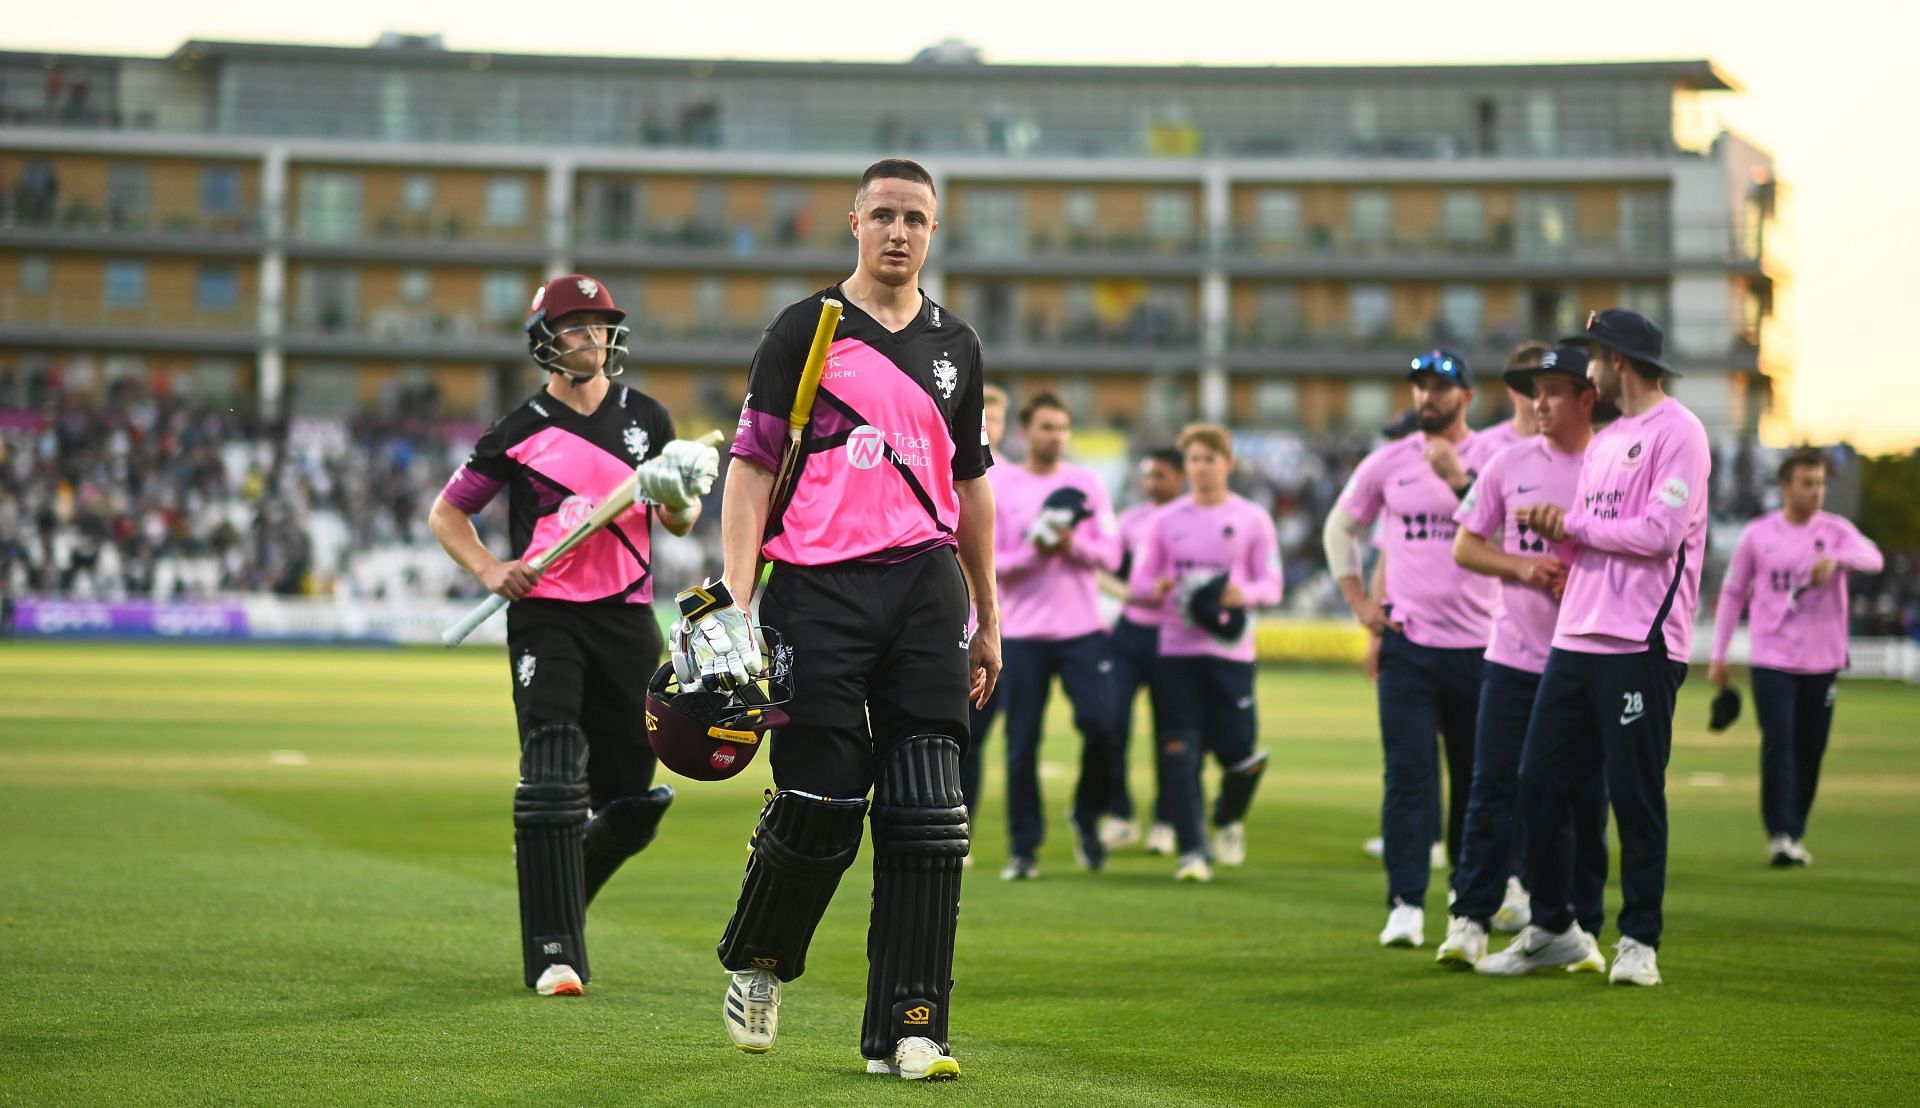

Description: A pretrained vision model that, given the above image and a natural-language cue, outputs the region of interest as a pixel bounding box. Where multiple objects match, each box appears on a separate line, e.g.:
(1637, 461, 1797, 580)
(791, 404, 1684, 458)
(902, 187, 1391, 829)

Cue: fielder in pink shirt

(1131, 424, 1283, 882)
(989, 392, 1126, 881)
(1482, 308, 1713, 987)
(1103, 448, 1188, 852)
(1323, 348, 1501, 947)
(1710, 450, 1884, 866)
(1437, 345, 1610, 967)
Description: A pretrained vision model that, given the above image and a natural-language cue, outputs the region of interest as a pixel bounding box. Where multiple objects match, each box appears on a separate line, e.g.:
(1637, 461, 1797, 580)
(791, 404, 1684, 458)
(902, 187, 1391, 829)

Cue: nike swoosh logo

(1517, 485, 1540, 494)
(1397, 477, 1421, 486)
(1620, 711, 1645, 725)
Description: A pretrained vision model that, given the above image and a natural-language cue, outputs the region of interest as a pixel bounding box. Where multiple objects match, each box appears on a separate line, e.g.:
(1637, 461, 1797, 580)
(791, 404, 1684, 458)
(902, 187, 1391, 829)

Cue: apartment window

(1064, 189, 1098, 235)
(199, 168, 242, 216)
(1526, 91, 1557, 154)
(1347, 284, 1391, 339)
(1439, 285, 1483, 343)
(766, 276, 808, 317)
(106, 164, 150, 222)
(1254, 189, 1302, 251)
(195, 265, 238, 312)
(298, 170, 364, 241)
(399, 268, 431, 305)
(19, 255, 51, 295)
(1620, 283, 1669, 324)
(300, 265, 361, 332)
(104, 260, 147, 307)
(481, 271, 528, 330)
(1256, 285, 1302, 343)
(1619, 189, 1670, 255)
(1349, 190, 1393, 250)
(291, 362, 358, 419)
(402, 173, 435, 214)
(1146, 189, 1194, 247)
(695, 277, 728, 329)
(484, 176, 530, 228)
(694, 182, 729, 237)
(1516, 191, 1572, 258)
(1348, 380, 1392, 428)
(965, 189, 1025, 256)
(1255, 379, 1300, 424)
(1442, 189, 1483, 248)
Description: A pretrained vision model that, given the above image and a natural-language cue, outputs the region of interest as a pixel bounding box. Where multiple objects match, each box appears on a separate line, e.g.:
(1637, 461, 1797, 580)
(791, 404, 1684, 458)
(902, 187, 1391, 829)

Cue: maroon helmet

(525, 273, 630, 378)
(646, 630, 794, 781)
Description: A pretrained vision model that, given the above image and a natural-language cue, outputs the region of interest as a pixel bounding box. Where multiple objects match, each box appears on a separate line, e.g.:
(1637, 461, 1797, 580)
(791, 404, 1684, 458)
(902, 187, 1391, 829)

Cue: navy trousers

(1104, 616, 1164, 824)
(1376, 630, 1483, 909)
(1519, 646, 1687, 947)
(1001, 633, 1122, 859)
(1751, 667, 1838, 840)
(1153, 654, 1258, 858)
(1452, 661, 1609, 935)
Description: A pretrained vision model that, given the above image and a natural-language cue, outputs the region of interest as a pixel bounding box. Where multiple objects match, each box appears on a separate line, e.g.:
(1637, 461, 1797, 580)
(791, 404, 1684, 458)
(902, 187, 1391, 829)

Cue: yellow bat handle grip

(789, 298, 843, 432)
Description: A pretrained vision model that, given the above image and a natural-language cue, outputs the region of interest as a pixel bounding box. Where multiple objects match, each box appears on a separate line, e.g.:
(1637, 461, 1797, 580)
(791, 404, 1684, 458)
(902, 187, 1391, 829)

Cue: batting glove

(674, 578, 763, 692)
(634, 456, 696, 511)
(661, 437, 721, 498)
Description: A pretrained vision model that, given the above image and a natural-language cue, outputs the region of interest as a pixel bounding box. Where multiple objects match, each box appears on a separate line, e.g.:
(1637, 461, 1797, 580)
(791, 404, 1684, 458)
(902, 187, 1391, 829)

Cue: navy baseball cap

(1562, 308, 1679, 378)
(1407, 349, 1472, 388)
(1184, 572, 1249, 644)
(1503, 345, 1595, 398)
(1041, 486, 1094, 526)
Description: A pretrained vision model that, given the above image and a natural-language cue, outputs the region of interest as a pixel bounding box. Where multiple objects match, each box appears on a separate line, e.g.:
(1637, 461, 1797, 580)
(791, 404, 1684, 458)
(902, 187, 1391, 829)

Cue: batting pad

(583, 786, 675, 905)
(515, 722, 591, 987)
(861, 734, 969, 1061)
(717, 790, 868, 982)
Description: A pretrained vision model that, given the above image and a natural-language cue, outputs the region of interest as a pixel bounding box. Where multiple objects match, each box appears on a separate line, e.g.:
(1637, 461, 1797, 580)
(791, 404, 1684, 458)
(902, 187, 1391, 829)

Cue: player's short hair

(855, 159, 938, 208)
(1177, 423, 1233, 459)
(1144, 446, 1184, 471)
(1778, 448, 1827, 483)
(982, 383, 1009, 411)
(1020, 391, 1070, 426)
(1507, 341, 1552, 371)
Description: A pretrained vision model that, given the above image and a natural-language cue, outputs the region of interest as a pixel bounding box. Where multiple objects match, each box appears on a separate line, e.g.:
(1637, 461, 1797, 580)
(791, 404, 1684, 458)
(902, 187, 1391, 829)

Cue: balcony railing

(0, 292, 257, 332)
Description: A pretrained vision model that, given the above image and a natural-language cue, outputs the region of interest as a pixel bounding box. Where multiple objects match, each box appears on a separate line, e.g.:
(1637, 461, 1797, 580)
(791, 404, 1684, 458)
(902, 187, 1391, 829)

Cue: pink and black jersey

(1554, 397, 1712, 658)
(1455, 436, 1585, 674)
(1338, 431, 1503, 650)
(1711, 510, 1883, 674)
(441, 383, 673, 605)
(732, 286, 991, 566)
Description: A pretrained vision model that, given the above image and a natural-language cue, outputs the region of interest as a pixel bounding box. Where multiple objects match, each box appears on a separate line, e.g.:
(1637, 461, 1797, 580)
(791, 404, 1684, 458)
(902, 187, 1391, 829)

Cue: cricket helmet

(646, 629, 794, 782)
(1177, 570, 1249, 644)
(526, 273, 631, 378)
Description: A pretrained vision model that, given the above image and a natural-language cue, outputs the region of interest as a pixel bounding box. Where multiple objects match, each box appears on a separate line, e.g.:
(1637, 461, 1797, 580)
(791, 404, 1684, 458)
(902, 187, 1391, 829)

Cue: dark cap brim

(1560, 333, 1682, 378)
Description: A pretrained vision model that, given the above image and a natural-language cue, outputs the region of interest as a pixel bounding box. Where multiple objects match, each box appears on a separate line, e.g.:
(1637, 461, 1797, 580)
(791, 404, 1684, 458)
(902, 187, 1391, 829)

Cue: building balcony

(0, 292, 259, 352)
(1225, 321, 1760, 374)
(0, 207, 266, 255)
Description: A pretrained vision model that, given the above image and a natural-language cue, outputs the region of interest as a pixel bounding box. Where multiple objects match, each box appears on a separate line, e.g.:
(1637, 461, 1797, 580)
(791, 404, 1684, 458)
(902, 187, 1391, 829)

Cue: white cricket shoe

(725, 969, 780, 1053)
(1435, 916, 1487, 966)
(1565, 930, 1608, 974)
(866, 1036, 961, 1080)
(1174, 852, 1214, 883)
(1145, 822, 1177, 855)
(1431, 841, 1449, 869)
(999, 855, 1038, 881)
(1098, 815, 1140, 849)
(1363, 836, 1384, 859)
(1610, 937, 1661, 986)
(534, 963, 583, 996)
(1492, 876, 1532, 932)
(1771, 836, 1812, 866)
(1474, 924, 1596, 976)
(1380, 903, 1425, 947)
(1214, 822, 1247, 867)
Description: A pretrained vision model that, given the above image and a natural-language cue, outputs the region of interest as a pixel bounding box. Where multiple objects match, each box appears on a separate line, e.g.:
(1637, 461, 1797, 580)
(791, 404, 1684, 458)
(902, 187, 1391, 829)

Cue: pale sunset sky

(12, 0, 1918, 450)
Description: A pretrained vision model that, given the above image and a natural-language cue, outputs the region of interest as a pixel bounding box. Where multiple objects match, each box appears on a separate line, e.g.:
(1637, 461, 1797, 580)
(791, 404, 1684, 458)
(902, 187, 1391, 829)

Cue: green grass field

(3, 642, 1917, 1105)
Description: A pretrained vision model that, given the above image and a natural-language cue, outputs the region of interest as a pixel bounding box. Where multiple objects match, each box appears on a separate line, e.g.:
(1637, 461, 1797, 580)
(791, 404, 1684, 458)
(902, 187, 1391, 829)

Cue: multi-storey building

(0, 39, 1781, 435)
